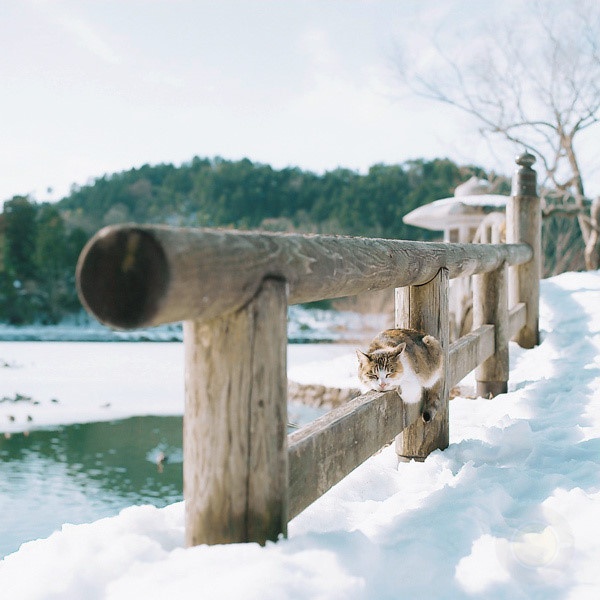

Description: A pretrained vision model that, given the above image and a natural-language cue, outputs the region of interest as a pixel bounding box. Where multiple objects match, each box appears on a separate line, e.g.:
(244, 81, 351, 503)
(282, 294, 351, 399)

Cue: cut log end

(76, 226, 170, 329)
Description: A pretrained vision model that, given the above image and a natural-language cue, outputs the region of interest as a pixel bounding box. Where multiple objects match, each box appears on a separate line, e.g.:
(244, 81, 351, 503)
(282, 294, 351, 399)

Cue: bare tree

(398, 1, 600, 269)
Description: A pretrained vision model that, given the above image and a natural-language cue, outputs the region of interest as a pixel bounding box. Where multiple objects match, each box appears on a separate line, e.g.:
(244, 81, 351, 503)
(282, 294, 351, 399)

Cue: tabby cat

(357, 328, 443, 422)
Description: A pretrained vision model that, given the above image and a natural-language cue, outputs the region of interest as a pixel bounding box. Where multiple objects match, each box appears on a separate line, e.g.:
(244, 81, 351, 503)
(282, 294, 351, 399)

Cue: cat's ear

(391, 342, 406, 357)
(356, 350, 370, 365)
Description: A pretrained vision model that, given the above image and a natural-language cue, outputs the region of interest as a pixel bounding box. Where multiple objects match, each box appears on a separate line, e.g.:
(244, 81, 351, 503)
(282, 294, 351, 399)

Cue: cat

(357, 328, 444, 422)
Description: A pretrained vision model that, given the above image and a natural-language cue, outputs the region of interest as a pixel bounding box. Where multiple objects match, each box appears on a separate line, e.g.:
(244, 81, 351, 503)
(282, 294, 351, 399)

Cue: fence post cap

(515, 152, 536, 169)
(512, 152, 537, 197)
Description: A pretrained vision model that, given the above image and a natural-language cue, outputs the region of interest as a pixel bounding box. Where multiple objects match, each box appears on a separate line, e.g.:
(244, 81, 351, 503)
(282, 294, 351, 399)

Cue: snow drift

(2, 271, 600, 599)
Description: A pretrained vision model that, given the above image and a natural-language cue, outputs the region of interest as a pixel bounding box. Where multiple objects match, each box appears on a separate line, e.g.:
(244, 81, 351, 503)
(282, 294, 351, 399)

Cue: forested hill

(0, 156, 492, 324)
(59, 156, 489, 239)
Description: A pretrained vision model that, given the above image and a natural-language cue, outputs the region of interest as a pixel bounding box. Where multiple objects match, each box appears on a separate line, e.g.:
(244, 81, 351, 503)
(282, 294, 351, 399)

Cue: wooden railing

(76, 154, 541, 547)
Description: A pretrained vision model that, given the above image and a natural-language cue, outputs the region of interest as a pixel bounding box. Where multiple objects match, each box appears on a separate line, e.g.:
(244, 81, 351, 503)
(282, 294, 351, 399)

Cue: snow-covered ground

(0, 342, 358, 434)
(0, 305, 388, 344)
(2, 270, 600, 599)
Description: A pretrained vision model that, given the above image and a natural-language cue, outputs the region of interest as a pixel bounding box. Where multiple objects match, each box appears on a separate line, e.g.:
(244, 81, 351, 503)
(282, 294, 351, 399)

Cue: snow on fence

(75, 153, 540, 548)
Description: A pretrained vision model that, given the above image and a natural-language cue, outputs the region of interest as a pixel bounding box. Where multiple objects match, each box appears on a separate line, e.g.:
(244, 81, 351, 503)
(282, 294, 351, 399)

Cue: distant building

(403, 176, 508, 243)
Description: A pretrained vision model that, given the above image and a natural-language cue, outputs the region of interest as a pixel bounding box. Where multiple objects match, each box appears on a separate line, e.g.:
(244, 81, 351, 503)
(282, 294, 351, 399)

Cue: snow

(0, 342, 359, 434)
(2, 270, 600, 599)
(0, 305, 388, 344)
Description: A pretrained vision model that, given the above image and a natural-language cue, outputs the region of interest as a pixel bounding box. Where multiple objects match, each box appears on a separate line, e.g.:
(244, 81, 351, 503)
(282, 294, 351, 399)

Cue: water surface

(0, 416, 182, 558)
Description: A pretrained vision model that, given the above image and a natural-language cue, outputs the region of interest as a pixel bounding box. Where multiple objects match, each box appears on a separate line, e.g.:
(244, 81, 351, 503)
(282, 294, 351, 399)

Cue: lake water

(0, 341, 358, 558)
(0, 416, 183, 558)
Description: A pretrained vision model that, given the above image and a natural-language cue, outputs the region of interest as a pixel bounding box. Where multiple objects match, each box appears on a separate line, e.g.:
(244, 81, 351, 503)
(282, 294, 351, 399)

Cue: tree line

(0, 156, 491, 325)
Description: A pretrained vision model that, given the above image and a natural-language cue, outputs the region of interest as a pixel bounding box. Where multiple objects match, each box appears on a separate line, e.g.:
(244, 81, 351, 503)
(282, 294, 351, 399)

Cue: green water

(0, 416, 183, 558)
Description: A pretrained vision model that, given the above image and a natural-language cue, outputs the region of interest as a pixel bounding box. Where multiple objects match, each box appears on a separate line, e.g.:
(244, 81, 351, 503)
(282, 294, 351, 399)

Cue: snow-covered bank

(2, 271, 600, 598)
(0, 342, 357, 434)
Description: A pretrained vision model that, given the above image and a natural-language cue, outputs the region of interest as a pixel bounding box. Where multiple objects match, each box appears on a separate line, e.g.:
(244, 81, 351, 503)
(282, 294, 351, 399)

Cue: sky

(2, 0, 598, 203)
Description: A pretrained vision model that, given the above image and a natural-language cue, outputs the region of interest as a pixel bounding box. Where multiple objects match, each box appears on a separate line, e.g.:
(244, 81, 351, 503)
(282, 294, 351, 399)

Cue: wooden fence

(76, 153, 541, 547)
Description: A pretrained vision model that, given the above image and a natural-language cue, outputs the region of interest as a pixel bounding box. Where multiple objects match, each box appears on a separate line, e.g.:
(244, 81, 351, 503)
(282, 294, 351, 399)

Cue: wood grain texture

(76, 225, 532, 329)
(394, 269, 450, 460)
(287, 390, 420, 519)
(473, 264, 509, 397)
(507, 154, 541, 349)
(507, 195, 541, 349)
(183, 277, 288, 546)
(73, 155, 543, 547)
(448, 325, 495, 388)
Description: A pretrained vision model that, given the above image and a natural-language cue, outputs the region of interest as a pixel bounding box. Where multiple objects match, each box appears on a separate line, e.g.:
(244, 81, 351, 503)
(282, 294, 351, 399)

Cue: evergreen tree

(3, 196, 38, 281)
(1, 155, 494, 324)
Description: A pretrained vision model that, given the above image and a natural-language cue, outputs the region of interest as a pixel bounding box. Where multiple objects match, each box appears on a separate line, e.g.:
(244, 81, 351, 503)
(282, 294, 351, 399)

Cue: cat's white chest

(398, 361, 422, 405)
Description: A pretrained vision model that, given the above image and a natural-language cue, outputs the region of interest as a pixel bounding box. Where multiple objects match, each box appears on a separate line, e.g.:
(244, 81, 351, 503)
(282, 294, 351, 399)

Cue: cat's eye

(368, 374, 378, 380)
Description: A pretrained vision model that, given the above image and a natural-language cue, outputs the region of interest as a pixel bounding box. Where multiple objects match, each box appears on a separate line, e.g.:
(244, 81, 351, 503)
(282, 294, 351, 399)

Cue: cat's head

(356, 344, 406, 391)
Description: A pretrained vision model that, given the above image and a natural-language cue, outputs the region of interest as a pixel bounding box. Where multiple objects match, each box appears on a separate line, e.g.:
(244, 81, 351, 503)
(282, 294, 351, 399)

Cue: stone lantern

(403, 176, 509, 338)
(403, 176, 508, 242)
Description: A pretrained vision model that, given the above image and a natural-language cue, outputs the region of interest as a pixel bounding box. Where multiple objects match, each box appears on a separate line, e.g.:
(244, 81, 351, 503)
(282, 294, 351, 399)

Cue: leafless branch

(396, 1, 600, 268)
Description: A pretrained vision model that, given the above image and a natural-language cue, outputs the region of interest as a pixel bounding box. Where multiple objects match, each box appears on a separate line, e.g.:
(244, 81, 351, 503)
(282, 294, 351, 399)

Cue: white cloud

(298, 27, 340, 74)
(55, 13, 120, 64)
(2, 0, 597, 202)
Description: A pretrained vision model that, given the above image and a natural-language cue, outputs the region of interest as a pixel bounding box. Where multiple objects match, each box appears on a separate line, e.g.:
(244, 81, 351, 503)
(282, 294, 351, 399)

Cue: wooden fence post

(584, 197, 600, 270)
(506, 152, 541, 348)
(183, 277, 288, 546)
(473, 263, 509, 397)
(395, 268, 450, 460)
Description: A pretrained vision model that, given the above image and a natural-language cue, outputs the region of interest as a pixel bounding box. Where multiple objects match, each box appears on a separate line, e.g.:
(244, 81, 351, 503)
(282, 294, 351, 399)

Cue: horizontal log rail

(448, 324, 495, 389)
(288, 300, 531, 520)
(76, 153, 541, 547)
(446, 302, 523, 393)
(288, 391, 421, 519)
(444, 303, 525, 395)
(76, 225, 531, 330)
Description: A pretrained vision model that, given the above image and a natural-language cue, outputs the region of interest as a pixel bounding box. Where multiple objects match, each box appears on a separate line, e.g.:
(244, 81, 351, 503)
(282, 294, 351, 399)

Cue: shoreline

(0, 341, 361, 435)
(0, 306, 387, 344)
